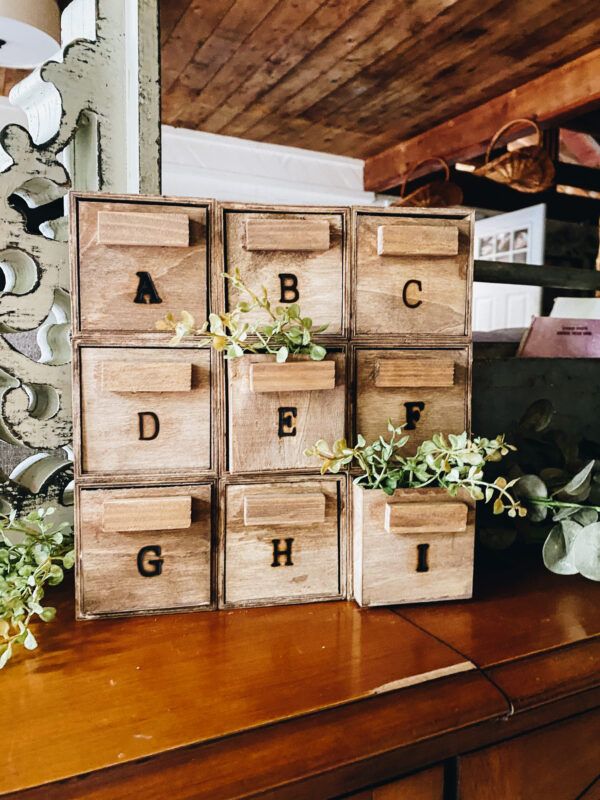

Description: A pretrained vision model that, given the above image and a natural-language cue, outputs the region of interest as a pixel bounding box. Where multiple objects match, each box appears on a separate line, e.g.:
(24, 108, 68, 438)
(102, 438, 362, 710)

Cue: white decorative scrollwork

(0, 0, 160, 512)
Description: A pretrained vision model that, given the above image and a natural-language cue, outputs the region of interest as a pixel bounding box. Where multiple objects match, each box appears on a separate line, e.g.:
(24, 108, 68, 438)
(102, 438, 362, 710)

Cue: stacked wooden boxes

(71, 194, 474, 618)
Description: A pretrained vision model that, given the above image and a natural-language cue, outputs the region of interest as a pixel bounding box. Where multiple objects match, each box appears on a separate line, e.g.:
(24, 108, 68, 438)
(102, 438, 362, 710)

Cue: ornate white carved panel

(0, 0, 160, 511)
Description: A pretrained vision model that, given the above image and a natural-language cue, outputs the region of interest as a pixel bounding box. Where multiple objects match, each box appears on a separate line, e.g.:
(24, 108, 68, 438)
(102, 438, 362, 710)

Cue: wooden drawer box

(77, 483, 213, 617)
(221, 477, 345, 608)
(352, 209, 473, 337)
(354, 347, 470, 454)
(227, 351, 346, 473)
(221, 206, 347, 335)
(353, 485, 475, 606)
(77, 345, 213, 478)
(72, 194, 212, 334)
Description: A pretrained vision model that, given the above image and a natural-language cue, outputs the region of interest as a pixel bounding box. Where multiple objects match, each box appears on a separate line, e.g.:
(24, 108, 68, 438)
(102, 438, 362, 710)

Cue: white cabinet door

(473, 204, 545, 332)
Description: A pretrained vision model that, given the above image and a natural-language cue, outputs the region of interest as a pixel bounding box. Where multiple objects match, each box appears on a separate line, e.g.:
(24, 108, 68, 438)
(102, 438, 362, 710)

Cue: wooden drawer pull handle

(375, 358, 455, 388)
(102, 496, 192, 532)
(97, 210, 190, 247)
(385, 501, 468, 534)
(243, 492, 326, 526)
(250, 360, 335, 393)
(377, 224, 458, 256)
(245, 219, 330, 251)
(101, 362, 192, 393)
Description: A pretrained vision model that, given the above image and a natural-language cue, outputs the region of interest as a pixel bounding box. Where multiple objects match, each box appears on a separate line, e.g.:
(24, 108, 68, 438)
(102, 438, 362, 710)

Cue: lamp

(0, 0, 60, 69)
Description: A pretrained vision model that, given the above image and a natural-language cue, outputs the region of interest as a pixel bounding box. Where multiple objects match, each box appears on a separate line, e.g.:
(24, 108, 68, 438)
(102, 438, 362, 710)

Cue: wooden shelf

(474, 260, 600, 291)
(2, 554, 598, 799)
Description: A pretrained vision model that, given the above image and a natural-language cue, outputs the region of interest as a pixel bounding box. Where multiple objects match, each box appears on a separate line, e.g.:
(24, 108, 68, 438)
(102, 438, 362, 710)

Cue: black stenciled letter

(404, 401, 425, 430)
(416, 543, 430, 573)
(402, 279, 423, 309)
(278, 273, 299, 303)
(134, 271, 162, 304)
(271, 538, 294, 567)
(137, 545, 164, 577)
(278, 406, 297, 437)
(138, 411, 160, 440)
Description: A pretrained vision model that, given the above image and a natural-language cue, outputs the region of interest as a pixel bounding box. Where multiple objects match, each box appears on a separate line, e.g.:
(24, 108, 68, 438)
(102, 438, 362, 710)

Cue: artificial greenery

(492, 398, 600, 581)
(157, 268, 328, 363)
(305, 422, 524, 516)
(0, 507, 74, 669)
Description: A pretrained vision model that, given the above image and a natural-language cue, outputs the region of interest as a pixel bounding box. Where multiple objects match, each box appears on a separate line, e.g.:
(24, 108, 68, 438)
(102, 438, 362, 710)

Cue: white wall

(162, 125, 380, 206)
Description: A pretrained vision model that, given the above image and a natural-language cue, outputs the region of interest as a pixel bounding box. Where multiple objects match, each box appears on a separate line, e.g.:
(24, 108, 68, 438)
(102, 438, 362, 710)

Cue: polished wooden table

(3, 553, 599, 800)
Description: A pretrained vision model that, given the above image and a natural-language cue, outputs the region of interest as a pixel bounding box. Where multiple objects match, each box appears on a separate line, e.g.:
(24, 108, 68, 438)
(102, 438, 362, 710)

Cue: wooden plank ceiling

(161, 0, 600, 158)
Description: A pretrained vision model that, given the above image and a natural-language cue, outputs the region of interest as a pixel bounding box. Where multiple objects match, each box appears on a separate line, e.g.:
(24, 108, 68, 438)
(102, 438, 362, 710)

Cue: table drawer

(353, 210, 473, 337)
(222, 207, 347, 335)
(78, 345, 213, 477)
(222, 478, 345, 607)
(354, 347, 470, 454)
(353, 485, 475, 606)
(73, 195, 211, 334)
(227, 351, 346, 473)
(77, 483, 213, 617)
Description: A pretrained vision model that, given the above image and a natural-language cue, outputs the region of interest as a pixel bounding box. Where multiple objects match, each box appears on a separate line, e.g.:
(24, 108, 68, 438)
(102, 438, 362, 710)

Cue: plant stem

(529, 497, 600, 511)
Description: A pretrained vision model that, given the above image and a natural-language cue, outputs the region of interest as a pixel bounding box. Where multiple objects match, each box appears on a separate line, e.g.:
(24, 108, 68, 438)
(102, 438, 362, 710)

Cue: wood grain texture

(221, 206, 347, 335)
(353, 210, 473, 338)
(365, 48, 600, 191)
(97, 210, 190, 247)
(160, 0, 600, 157)
(73, 195, 212, 334)
(354, 347, 471, 454)
(245, 218, 330, 251)
(77, 345, 213, 478)
(77, 483, 213, 617)
(250, 360, 335, 392)
(347, 765, 444, 799)
(2, 590, 485, 796)
(459, 709, 600, 800)
(353, 486, 475, 606)
(222, 477, 344, 607)
(375, 357, 455, 388)
(102, 495, 192, 532)
(227, 351, 346, 473)
(397, 551, 600, 668)
(243, 490, 326, 526)
(101, 360, 192, 392)
(377, 224, 458, 257)
(384, 501, 467, 534)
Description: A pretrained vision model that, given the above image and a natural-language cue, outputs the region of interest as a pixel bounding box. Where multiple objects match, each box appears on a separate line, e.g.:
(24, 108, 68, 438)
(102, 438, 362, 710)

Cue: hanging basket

(392, 157, 463, 207)
(474, 118, 555, 193)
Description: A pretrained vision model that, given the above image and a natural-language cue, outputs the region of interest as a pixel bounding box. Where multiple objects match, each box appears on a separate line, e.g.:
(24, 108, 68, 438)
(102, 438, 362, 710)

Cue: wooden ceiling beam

(364, 48, 600, 192)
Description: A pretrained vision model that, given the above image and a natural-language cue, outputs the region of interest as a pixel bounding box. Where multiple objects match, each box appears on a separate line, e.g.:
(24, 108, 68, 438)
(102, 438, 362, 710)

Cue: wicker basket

(474, 118, 555, 193)
(392, 157, 463, 207)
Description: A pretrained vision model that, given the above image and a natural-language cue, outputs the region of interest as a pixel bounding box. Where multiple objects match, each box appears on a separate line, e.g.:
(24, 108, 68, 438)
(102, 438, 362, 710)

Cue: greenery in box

(157, 269, 328, 362)
(306, 423, 525, 516)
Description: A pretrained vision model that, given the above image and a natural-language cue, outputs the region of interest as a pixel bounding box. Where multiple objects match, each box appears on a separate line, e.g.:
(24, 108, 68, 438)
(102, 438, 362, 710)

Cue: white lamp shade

(0, 0, 60, 69)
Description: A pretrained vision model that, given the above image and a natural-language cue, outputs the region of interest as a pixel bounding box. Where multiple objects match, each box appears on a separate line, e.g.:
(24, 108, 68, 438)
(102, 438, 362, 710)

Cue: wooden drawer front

(223, 479, 344, 607)
(75, 198, 210, 333)
(354, 212, 472, 336)
(78, 484, 213, 616)
(355, 348, 470, 454)
(459, 709, 600, 800)
(345, 764, 444, 798)
(353, 485, 475, 606)
(79, 346, 212, 477)
(227, 352, 346, 473)
(223, 210, 346, 335)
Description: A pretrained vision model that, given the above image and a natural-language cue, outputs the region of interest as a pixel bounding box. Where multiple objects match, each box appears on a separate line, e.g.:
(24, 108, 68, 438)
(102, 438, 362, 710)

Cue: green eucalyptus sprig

(0, 507, 74, 669)
(305, 422, 524, 516)
(156, 269, 328, 363)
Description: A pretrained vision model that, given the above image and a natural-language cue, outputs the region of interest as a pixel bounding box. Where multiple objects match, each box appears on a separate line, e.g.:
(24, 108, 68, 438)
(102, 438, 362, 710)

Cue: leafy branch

(0, 507, 74, 669)
(156, 269, 328, 363)
(305, 422, 524, 516)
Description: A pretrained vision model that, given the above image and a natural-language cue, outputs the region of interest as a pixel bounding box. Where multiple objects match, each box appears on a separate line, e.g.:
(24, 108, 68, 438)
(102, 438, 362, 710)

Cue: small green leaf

(276, 346, 289, 363)
(542, 521, 580, 575)
(571, 523, 600, 581)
